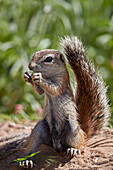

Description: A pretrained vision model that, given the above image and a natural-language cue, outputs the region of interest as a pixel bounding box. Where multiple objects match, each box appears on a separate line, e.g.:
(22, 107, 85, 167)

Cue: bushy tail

(0, 133, 30, 154)
(61, 36, 110, 138)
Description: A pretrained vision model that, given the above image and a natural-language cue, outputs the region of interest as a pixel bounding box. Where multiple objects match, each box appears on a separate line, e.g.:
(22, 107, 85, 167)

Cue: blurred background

(0, 0, 113, 125)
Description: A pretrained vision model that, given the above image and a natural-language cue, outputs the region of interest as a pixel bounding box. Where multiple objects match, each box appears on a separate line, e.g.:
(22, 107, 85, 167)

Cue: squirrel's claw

(24, 72, 32, 83)
(31, 72, 43, 83)
(67, 148, 80, 157)
(19, 160, 35, 168)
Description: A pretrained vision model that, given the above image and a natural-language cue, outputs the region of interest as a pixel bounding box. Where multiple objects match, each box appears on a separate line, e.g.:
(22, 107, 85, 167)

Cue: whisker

(21, 58, 30, 73)
(24, 57, 29, 64)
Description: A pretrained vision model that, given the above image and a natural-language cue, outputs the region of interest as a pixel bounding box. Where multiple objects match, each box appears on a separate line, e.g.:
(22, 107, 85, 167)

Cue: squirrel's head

(28, 50, 66, 78)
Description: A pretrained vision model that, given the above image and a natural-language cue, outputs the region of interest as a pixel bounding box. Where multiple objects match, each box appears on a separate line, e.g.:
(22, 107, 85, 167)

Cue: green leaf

(13, 150, 40, 163)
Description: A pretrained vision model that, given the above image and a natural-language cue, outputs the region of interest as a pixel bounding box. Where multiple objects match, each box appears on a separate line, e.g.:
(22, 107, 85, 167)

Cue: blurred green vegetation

(0, 0, 113, 125)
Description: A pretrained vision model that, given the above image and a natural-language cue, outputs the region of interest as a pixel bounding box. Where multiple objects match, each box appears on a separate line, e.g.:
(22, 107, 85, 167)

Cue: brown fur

(24, 45, 86, 155)
(61, 36, 110, 137)
(22, 36, 109, 157)
(0, 36, 109, 166)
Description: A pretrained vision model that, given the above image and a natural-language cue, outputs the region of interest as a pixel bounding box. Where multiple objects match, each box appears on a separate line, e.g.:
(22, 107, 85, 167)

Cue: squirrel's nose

(28, 62, 37, 70)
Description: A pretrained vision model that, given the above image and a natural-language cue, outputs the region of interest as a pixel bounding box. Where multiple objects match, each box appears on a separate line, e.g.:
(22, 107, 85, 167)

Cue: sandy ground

(0, 121, 113, 170)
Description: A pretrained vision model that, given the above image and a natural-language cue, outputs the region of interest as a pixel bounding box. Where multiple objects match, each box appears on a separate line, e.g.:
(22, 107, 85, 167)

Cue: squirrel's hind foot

(67, 148, 80, 158)
(19, 159, 36, 169)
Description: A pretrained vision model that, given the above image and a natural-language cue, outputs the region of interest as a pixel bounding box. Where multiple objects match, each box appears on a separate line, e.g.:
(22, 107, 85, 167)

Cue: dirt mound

(0, 121, 113, 170)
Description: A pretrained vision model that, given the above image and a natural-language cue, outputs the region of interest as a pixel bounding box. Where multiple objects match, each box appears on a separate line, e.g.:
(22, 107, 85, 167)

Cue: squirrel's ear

(59, 54, 64, 63)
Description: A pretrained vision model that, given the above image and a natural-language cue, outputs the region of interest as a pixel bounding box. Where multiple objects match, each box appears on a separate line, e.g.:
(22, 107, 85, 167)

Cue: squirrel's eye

(44, 56, 53, 62)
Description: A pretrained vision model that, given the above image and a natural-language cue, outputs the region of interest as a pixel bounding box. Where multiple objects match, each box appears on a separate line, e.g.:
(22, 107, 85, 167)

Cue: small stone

(8, 122, 16, 127)
(93, 157, 98, 163)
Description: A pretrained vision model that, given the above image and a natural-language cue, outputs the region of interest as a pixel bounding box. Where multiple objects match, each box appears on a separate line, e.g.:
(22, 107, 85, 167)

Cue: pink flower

(14, 104, 24, 114)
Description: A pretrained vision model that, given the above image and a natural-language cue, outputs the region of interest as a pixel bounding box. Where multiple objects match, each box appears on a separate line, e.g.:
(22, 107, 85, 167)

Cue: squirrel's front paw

(31, 73, 43, 84)
(24, 72, 32, 83)
(67, 148, 80, 157)
(19, 159, 36, 168)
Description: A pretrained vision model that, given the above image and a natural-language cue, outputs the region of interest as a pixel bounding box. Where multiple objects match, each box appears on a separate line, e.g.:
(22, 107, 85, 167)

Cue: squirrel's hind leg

(19, 118, 52, 168)
(66, 126, 85, 158)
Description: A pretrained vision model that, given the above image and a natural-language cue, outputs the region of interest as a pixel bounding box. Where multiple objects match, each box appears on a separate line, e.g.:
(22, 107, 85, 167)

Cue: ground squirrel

(0, 36, 110, 168)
